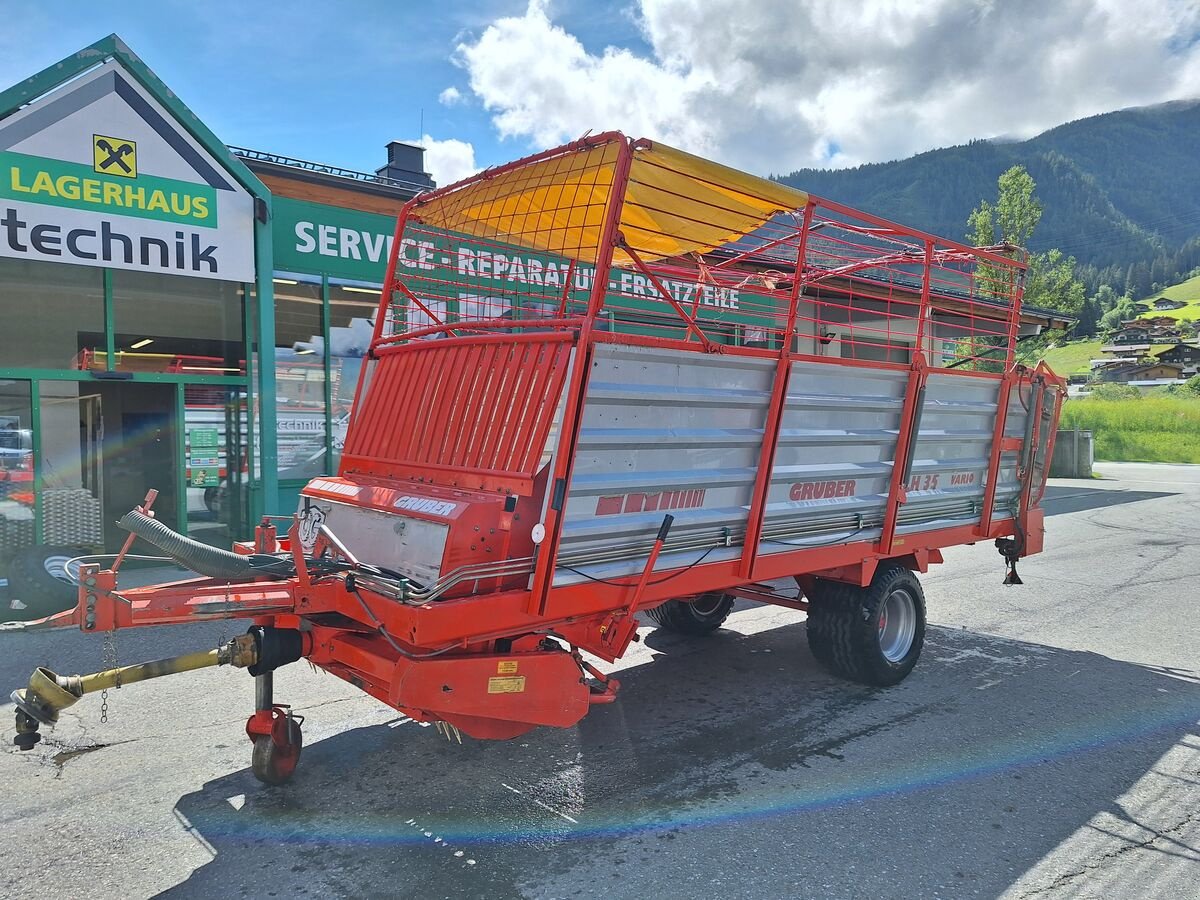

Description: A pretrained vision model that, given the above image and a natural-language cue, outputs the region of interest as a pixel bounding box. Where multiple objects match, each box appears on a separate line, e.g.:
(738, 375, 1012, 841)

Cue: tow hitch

(12, 627, 304, 750)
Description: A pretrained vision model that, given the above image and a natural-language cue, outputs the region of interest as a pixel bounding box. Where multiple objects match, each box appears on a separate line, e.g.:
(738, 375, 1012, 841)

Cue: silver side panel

(760, 362, 907, 550)
(895, 372, 1002, 535)
(296, 496, 449, 587)
(555, 344, 772, 583)
(555, 344, 1032, 584)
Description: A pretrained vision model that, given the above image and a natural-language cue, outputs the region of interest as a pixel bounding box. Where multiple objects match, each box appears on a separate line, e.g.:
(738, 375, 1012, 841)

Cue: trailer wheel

(805, 564, 925, 686)
(251, 718, 303, 785)
(645, 592, 734, 635)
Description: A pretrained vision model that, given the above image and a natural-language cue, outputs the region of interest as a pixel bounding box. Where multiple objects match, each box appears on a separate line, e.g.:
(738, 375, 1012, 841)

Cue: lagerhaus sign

(0, 61, 254, 282)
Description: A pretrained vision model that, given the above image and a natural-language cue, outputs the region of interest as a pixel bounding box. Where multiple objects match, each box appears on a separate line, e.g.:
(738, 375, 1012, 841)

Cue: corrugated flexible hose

(118, 509, 254, 581)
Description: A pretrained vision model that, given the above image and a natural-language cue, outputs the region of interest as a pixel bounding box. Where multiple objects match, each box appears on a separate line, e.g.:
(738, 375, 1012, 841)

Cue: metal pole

(255, 670, 274, 711)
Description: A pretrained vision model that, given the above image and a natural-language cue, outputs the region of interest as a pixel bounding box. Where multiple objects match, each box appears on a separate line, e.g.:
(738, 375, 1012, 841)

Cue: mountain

(775, 100, 1200, 276)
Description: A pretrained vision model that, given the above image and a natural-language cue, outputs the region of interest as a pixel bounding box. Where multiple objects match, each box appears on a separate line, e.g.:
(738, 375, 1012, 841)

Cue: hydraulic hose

(118, 509, 253, 580)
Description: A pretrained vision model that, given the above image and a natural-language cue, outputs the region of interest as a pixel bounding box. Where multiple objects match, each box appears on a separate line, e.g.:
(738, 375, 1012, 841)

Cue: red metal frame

(35, 133, 1066, 746)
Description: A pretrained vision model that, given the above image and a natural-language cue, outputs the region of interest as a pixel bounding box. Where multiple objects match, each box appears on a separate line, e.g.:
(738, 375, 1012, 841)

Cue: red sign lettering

(788, 479, 857, 501)
(596, 489, 707, 516)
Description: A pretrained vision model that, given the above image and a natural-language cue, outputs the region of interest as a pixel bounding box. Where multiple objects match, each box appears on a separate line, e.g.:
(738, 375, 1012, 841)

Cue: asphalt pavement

(1, 461, 1197, 899)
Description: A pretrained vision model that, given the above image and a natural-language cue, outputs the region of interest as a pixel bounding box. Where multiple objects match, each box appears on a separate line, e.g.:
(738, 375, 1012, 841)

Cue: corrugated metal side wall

(555, 344, 772, 582)
(554, 344, 1030, 584)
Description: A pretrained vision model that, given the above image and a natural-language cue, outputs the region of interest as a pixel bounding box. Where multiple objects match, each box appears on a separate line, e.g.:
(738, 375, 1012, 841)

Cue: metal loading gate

(12, 133, 1065, 784)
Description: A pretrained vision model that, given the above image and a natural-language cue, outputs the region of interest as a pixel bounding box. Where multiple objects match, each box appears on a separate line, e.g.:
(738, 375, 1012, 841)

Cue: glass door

(184, 385, 249, 546)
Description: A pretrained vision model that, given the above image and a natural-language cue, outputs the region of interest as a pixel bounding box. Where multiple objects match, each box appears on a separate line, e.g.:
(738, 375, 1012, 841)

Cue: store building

(0, 34, 425, 581)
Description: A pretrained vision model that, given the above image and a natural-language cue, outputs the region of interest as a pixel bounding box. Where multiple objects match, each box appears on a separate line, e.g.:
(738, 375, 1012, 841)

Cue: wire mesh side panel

(377, 138, 623, 339)
(597, 147, 1026, 369)
(340, 335, 574, 493)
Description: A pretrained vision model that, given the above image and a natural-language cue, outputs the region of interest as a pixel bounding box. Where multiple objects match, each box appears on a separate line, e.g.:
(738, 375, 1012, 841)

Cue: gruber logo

(596, 489, 706, 516)
(790, 479, 857, 501)
(394, 495, 458, 517)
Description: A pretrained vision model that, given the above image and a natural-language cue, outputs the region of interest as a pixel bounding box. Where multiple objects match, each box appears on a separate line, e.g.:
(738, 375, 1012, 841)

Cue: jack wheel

(251, 717, 303, 785)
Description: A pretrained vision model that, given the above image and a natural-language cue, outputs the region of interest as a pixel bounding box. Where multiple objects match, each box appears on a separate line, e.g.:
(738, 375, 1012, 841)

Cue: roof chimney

(376, 141, 435, 190)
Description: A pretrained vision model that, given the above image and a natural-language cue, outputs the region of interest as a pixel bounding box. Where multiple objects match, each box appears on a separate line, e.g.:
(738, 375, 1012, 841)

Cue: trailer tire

(645, 592, 734, 635)
(805, 565, 925, 686)
(4, 545, 87, 622)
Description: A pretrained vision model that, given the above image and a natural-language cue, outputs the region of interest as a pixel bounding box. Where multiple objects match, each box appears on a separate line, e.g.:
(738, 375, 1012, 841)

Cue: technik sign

(0, 61, 254, 282)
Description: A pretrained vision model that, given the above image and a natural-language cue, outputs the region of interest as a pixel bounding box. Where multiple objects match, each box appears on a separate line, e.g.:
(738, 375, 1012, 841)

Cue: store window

(36, 381, 105, 549)
(185, 385, 250, 548)
(0, 259, 104, 370)
(273, 275, 326, 479)
(329, 280, 381, 470)
(0, 380, 35, 556)
(112, 270, 246, 374)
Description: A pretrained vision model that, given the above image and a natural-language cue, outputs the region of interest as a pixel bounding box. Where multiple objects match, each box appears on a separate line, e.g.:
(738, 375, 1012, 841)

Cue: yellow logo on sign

(93, 134, 137, 178)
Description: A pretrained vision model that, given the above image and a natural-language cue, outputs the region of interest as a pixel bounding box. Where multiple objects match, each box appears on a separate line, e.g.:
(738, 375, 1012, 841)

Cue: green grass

(1037, 339, 1175, 376)
(1039, 339, 1101, 375)
(1061, 394, 1200, 463)
(1135, 272, 1200, 322)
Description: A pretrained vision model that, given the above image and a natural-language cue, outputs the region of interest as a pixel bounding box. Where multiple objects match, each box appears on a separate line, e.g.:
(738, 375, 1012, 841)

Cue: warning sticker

(496, 660, 519, 674)
(93, 134, 137, 178)
(487, 676, 526, 694)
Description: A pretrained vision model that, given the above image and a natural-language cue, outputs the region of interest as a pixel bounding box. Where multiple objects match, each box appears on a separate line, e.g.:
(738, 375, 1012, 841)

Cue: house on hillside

(1154, 342, 1200, 375)
(1131, 302, 1150, 313)
(1099, 342, 1151, 356)
(1108, 323, 1151, 344)
(1153, 297, 1186, 311)
(1140, 316, 1178, 328)
(1147, 326, 1182, 342)
(1095, 361, 1185, 383)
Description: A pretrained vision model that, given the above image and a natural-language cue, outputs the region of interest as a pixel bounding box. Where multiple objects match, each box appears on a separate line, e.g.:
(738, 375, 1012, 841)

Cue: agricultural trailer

(12, 133, 1066, 784)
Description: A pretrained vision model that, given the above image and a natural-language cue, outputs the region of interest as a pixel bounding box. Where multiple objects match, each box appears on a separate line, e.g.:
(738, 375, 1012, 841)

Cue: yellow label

(93, 135, 137, 178)
(487, 675, 526, 694)
(497, 660, 518, 674)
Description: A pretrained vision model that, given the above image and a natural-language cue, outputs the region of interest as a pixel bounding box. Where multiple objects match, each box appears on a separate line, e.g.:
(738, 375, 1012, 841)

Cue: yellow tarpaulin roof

(413, 136, 808, 265)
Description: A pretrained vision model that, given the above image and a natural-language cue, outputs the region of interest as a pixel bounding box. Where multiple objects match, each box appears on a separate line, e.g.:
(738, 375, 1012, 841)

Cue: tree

(1072, 296, 1098, 337)
(1098, 295, 1137, 333)
(968, 166, 1042, 248)
(967, 166, 1084, 359)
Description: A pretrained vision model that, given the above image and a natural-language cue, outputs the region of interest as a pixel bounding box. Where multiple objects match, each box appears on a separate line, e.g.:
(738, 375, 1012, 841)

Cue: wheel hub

(878, 588, 916, 663)
(690, 592, 725, 617)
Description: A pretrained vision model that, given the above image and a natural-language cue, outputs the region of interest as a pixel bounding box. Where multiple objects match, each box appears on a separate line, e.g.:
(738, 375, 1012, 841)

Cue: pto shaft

(11, 635, 258, 750)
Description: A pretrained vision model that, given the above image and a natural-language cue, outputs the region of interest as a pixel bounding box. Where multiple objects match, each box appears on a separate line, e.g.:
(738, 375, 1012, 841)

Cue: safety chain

(100, 628, 119, 724)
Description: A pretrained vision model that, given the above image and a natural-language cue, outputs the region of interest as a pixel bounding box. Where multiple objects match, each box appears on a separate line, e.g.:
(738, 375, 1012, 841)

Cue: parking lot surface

(1, 461, 1197, 899)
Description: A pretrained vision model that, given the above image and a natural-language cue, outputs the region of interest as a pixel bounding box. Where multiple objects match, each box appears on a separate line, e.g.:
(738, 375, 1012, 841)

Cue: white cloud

(438, 86, 463, 106)
(455, 0, 1200, 174)
(413, 133, 478, 187)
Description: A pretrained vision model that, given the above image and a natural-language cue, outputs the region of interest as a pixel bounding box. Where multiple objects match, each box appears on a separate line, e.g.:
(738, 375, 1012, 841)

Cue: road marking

(405, 818, 476, 866)
(1092, 478, 1200, 486)
(501, 781, 580, 824)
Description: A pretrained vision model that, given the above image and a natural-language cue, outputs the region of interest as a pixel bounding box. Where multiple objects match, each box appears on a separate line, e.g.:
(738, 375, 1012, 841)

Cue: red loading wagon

(12, 133, 1066, 784)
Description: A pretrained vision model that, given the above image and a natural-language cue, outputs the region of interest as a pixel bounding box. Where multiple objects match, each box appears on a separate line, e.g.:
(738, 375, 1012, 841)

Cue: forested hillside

(775, 100, 1200, 295)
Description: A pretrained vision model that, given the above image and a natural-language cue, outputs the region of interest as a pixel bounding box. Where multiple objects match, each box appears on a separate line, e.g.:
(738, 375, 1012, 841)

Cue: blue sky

(4, 1, 1199, 186)
(0, 0, 648, 180)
